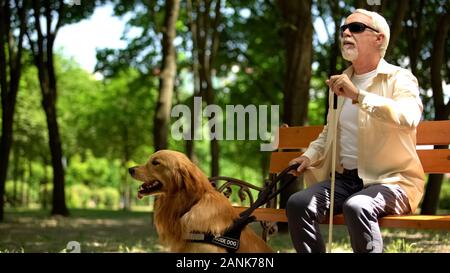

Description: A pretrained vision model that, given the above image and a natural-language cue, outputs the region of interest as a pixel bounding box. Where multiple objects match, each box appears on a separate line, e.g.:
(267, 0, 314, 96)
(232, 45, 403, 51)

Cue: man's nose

(342, 28, 352, 38)
(128, 167, 136, 175)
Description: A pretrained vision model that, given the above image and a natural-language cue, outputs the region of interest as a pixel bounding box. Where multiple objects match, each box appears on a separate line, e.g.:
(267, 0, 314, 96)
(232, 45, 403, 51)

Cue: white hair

(354, 9, 390, 58)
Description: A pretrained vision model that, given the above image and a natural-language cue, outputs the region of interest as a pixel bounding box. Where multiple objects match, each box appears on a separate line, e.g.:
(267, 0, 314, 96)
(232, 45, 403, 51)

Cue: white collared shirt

(339, 69, 377, 170)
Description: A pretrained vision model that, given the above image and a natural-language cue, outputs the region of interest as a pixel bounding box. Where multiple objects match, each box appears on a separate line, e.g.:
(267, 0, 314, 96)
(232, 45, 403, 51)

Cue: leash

(327, 92, 339, 253)
(237, 163, 300, 219)
(186, 163, 300, 252)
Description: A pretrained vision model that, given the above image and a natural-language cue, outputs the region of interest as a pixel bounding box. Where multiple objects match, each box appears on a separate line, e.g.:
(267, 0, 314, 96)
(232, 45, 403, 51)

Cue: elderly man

(286, 9, 424, 253)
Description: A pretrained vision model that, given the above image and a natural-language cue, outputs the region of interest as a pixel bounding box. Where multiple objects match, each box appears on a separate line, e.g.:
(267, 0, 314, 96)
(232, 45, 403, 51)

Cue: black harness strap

(185, 232, 240, 252)
(238, 163, 300, 219)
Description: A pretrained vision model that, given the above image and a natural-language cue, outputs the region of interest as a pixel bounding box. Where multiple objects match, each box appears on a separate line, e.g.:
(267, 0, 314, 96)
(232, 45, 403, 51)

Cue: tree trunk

(29, 1, 68, 216)
(192, 0, 223, 176)
(278, 0, 313, 126)
(185, 0, 200, 162)
(153, 0, 180, 151)
(185, 108, 196, 161)
(421, 12, 450, 215)
(122, 166, 131, 211)
(421, 173, 444, 214)
(0, 108, 14, 217)
(207, 0, 222, 177)
(405, 0, 424, 76)
(277, 0, 313, 232)
(26, 160, 32, 208)
(385, 0, 409, 58)
(122, 126, 131, 211)
(0, 0, 27, 221)
(20, 163, 25, 206)
(42, 88, 68, 216)
(261, 153, 270, 183)
(41, 156, 49, 210)
(12, 148, 19, 207)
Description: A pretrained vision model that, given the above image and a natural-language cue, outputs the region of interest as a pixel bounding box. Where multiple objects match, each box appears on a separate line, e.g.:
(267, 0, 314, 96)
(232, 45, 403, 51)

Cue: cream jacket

(303, 59, 425, 212)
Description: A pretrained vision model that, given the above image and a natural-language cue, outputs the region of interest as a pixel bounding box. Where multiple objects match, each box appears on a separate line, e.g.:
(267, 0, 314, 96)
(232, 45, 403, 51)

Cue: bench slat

(417, 120, 450, 145)
(278, 126, 323, 149)
(269, 152, 303, 173)
(269, 149, 450, 174)
(417, 149, 450, 173)
(234, 207, 450, 230)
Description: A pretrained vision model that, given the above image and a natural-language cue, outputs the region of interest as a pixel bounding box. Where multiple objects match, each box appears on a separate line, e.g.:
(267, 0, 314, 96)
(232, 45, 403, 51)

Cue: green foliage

(4, 178, 49, 209)
(69, 68, 156, 162)
(96, 0, 165, 77)
(66, 184, 119, 209)
(29, 0, 105, 29)
(13, 54, 49, 160)
(65, 151, 121, 188)
(66, 184, 91, 208)
(95, 187, 120, 209)
(384, 239, 417, 253)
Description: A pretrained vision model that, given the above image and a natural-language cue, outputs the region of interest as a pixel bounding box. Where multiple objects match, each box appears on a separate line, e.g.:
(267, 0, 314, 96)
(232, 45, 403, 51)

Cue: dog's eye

(151, 159, 160, 166)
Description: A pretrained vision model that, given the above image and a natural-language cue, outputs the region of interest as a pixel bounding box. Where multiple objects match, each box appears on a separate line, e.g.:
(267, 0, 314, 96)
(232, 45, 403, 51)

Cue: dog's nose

(128, 167, 135, 175)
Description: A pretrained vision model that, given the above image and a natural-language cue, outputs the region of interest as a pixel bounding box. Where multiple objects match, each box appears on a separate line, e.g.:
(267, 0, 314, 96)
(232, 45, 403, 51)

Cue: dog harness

(185, 163, 300, 253)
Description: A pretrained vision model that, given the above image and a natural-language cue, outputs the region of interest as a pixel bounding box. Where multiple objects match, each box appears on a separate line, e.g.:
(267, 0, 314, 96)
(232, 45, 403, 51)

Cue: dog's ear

(176, 162, 210, 193)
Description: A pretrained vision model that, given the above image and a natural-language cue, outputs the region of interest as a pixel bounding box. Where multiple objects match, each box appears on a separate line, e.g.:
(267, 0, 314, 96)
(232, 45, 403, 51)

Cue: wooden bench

(210, 120, 450, 240)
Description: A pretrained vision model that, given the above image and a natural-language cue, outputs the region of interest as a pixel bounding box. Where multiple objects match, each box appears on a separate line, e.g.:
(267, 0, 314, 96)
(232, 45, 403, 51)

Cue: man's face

(340, 13, 382, 62)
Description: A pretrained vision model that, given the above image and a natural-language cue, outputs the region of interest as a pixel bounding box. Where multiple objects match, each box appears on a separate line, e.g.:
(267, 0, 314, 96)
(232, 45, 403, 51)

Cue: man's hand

(288, 156, 311, 176)
(326, 74, 359, 101)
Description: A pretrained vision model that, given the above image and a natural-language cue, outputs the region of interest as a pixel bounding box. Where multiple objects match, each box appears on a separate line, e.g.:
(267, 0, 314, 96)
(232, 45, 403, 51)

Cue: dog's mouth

(137, 180, 163, 199)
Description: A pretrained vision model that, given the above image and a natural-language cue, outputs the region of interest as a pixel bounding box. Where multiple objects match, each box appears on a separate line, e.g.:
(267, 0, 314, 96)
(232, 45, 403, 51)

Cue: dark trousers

(286, 170, 411, 253)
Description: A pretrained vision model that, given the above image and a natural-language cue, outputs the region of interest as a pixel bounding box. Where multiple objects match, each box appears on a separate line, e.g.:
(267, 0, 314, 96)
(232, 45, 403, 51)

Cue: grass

(0, 208, 162, 253)
(0, 208, 448, 253)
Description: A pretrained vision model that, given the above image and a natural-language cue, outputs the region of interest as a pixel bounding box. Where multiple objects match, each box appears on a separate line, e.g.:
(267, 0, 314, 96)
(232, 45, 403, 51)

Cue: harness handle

(238, 163, 300, 219)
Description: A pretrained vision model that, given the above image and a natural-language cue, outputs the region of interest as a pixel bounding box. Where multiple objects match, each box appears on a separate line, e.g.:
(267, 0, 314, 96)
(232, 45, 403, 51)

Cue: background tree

(421, 9, 450, 214)
(277, 0, 313, 127)
(26, 0, 102, 216)
(153, 0, 180, 151)
(276, 0, 313, 229)
(10, 57, 48, 208)
(0, 0, 27, 222)
(390, 0, 450, 214)
(190, 0, 223, 176)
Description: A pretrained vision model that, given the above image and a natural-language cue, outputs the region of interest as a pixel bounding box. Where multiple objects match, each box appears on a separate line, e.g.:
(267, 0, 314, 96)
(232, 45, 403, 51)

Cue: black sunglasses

(340, 22, 379, 36)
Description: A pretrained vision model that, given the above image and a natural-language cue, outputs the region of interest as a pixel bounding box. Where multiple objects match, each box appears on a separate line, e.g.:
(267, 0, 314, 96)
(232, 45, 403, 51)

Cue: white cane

(327, 92, 339, 253)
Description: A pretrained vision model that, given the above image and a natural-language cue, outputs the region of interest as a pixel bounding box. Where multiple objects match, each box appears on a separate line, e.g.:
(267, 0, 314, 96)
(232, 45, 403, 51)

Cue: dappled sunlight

(0, 209, 157, 253)
(0, 209, 449, 252)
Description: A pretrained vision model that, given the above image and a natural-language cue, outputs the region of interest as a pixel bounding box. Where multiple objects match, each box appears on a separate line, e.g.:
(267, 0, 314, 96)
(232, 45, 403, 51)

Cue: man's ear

(376, 33, 385, 46)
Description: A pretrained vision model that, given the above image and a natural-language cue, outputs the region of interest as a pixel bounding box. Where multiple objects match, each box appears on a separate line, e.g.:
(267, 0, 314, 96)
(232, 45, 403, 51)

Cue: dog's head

(128, 150, 211, 199)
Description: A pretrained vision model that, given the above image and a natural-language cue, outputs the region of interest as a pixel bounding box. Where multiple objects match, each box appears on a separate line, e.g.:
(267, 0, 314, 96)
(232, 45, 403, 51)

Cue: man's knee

(286, 191, 312, 218)
(343, 195, 371, 219)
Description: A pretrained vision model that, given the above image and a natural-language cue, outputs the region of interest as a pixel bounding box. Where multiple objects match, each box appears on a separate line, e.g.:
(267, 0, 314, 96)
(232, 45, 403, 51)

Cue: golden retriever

(128, 150, 272, 253)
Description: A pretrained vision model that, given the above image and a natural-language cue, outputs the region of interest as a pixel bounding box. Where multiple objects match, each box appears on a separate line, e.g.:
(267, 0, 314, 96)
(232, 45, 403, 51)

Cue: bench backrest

(269, 120, 450, 175)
